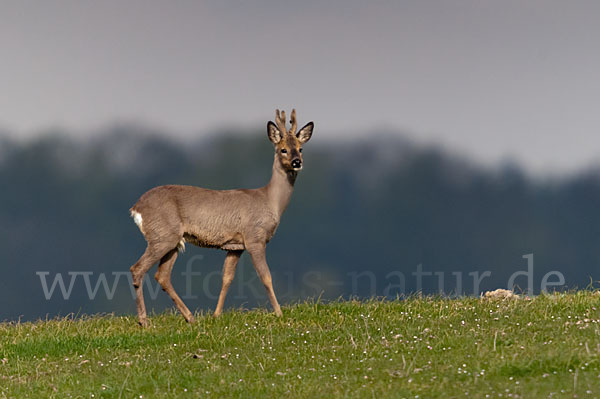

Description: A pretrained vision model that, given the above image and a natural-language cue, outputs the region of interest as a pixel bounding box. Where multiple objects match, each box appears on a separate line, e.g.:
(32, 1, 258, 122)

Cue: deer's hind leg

(130, 235, 182, 327)
(130, 247, 163, 327)
(155, 249, 195, 323)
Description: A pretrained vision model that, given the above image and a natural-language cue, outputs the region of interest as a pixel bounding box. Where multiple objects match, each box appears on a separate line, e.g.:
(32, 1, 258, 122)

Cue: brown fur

(129, 109, 314, 326)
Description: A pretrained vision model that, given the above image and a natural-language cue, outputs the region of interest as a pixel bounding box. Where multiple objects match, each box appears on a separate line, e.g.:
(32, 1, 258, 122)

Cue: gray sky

(1, 1, 600, 174)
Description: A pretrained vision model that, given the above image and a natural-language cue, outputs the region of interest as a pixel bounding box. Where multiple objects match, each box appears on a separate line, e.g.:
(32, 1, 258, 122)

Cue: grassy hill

(1, 292, 600, 398)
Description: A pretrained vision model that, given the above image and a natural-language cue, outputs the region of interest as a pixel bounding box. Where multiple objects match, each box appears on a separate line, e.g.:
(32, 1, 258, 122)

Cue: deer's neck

(265, 155, 297, 219)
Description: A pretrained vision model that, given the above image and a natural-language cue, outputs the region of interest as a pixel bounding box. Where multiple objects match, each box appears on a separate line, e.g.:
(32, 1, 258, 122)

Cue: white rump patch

(130, 210, 144, 233)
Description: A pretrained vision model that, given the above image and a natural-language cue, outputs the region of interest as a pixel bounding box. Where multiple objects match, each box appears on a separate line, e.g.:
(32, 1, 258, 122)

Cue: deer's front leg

(246, 243, 282, 317)
(214, 250, 243, 317)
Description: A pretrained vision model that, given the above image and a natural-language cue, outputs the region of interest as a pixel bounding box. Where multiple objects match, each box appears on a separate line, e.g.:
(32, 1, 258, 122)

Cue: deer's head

(267, 109, 313, 172)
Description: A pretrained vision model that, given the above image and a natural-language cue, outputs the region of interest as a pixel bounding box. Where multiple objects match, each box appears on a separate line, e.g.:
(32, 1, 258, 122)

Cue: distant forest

(1, 127, 599, 321)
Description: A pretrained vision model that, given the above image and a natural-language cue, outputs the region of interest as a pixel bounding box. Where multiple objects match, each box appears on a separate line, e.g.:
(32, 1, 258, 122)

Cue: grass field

(1, 292, 600, 398)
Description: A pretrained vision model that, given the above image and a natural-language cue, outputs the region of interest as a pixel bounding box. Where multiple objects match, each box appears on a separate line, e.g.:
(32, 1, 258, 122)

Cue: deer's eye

(280, 148, 287, 154)
(299, 148, 303, 153)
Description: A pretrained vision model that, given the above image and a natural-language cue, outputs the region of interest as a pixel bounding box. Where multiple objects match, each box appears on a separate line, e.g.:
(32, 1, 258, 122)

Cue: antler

(289, 109, 297, 136)
(275, 109, 287, 135)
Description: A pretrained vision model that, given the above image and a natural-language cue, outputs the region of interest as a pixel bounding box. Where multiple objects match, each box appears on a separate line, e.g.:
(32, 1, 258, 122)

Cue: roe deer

(129, 109, 314, 326)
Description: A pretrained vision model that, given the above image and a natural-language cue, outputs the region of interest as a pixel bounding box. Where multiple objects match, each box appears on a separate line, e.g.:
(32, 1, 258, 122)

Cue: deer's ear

(297, 122, 313, 144)
(267, 121, 282, 144)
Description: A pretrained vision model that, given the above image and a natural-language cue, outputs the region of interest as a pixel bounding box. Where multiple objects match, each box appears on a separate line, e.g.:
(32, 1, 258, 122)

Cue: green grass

(1, 292, 600, 398)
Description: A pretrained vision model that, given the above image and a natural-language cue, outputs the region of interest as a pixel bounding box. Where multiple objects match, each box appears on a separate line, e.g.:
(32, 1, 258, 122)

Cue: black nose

(291, 159, 302, 169)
